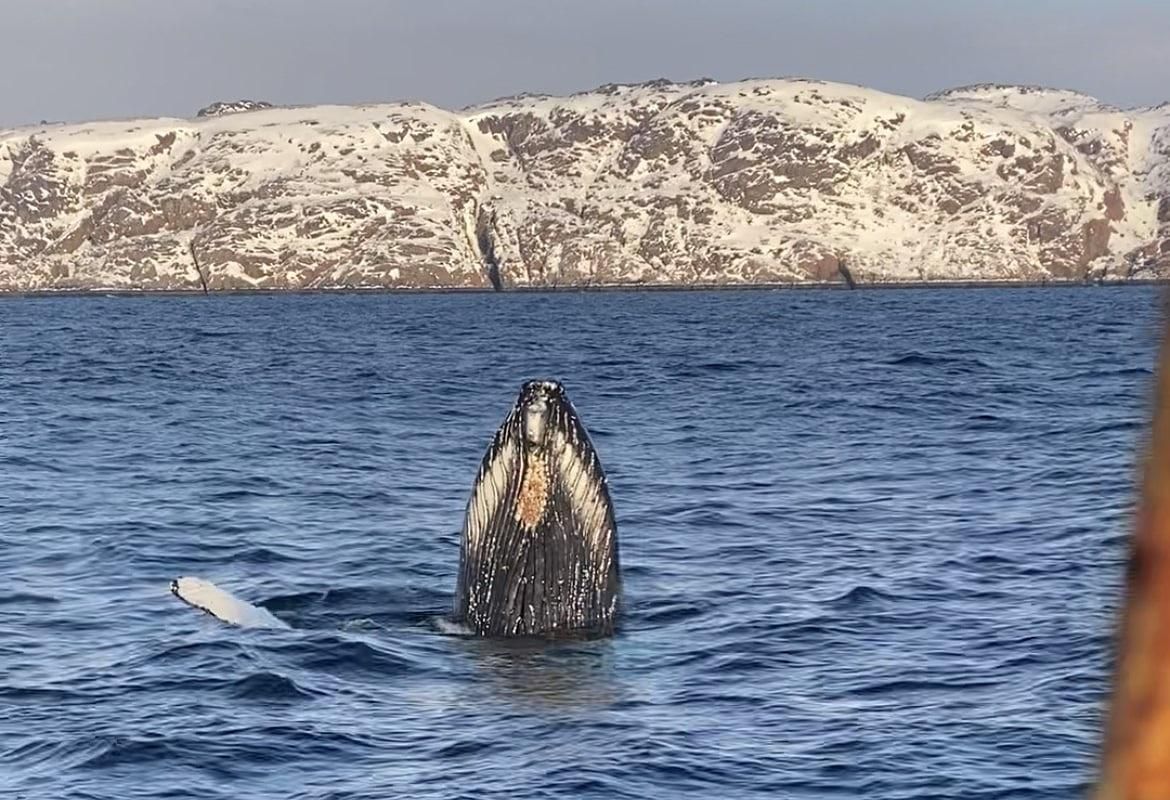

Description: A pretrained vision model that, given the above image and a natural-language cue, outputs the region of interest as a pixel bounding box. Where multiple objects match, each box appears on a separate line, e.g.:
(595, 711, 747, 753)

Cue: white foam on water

(432, 616, 472, 636)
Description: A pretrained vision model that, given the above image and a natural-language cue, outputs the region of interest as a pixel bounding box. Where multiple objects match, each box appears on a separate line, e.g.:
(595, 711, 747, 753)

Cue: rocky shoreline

(4, 278, 1167, 300)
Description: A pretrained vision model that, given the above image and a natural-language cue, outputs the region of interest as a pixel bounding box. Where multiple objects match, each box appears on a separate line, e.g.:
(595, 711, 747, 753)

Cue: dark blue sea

(0, 287, 1160, 799)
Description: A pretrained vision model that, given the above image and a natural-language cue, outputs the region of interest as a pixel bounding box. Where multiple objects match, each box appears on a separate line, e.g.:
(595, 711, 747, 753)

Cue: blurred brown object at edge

(1095, 301, 1170, 800)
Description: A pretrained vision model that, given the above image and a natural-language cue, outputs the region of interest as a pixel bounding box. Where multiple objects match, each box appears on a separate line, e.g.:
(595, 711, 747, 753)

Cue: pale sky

(2, 0, 1168, 126)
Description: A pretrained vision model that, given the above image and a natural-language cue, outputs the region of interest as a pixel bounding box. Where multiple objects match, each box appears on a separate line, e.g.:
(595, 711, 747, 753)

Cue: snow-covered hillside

(1, 78, 1168, 291)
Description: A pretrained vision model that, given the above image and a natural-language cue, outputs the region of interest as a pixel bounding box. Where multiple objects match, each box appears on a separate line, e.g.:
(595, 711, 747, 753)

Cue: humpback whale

(455, 380, 621, 637)
(171, 380, 619, 638)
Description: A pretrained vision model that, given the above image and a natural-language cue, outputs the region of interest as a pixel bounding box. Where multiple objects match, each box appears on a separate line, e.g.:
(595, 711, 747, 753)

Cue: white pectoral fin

(553, 426, 614, 556)
(170, 576, 290, 630)
(463, 424, 520, 552)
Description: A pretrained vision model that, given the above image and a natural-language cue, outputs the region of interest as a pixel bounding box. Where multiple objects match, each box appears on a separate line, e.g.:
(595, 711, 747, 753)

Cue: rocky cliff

(2, 78, 1169, 291)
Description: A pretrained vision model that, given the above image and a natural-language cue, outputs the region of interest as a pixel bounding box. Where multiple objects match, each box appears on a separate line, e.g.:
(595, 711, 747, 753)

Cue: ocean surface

(0, 287, 1160, 799)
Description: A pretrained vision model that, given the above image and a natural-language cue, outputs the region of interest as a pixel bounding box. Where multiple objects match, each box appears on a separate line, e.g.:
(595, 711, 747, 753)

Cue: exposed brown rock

(1104, 188, 1126, 221)
(1082, 218, 1113, 267)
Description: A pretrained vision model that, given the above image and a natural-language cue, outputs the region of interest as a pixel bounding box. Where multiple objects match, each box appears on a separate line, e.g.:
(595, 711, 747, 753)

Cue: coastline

(2, 276, 1170, 298)
(1, 277, 1167, 299)
(4, 80, 1168, 298)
